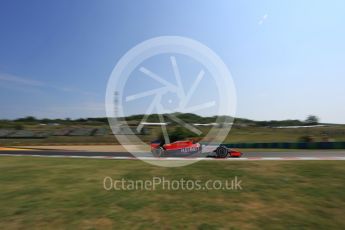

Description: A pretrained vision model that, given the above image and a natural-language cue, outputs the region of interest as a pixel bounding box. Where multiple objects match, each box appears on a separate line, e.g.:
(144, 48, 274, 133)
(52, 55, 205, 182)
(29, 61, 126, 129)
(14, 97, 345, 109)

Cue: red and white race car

(151, 140, 202, 157)
(150, 140, 242, 158)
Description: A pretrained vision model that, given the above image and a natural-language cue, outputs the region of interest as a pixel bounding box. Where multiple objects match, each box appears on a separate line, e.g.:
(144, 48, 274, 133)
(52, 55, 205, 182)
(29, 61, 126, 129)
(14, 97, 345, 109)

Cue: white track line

(1, 154, 345, 161)
(261, 157, 283, 160)
(298, 157, 319, 160)
(334, 157, 345, 160)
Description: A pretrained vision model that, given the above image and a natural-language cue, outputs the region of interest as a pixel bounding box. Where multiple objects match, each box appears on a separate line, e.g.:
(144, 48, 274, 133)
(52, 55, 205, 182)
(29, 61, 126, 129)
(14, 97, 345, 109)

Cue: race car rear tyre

(215, 146, 229, 158)
(152, 147, 164, 157)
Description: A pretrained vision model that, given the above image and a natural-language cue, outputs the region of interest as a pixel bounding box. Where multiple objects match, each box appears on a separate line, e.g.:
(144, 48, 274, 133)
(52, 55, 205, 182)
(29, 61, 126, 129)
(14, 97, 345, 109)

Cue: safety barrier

(224, 142, 345, 149)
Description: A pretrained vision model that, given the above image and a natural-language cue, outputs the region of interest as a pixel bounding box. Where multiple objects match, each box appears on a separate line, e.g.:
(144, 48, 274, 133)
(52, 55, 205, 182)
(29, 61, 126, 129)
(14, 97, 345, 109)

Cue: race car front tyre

(215, 146, 229, 158)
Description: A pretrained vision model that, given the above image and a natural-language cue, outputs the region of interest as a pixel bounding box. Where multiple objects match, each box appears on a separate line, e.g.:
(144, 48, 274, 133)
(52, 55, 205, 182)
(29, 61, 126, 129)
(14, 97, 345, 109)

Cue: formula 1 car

(150, 140, 242, 158)
(150, 140, 202, 157)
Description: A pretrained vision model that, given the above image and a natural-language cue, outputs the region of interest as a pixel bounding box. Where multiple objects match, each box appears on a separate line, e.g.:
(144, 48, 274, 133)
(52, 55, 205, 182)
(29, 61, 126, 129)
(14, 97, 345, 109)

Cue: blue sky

(0, 0, 345, 123)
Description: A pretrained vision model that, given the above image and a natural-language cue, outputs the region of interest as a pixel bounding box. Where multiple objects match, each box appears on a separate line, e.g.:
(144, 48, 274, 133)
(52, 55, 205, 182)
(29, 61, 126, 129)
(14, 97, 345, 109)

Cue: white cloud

(258, 14, 268, 25)
(0, 72, 102, 118)
(0, 73, 45, 87)
(0, 72, 97, 96)
(37, 102, 106, 118)
(59, 86, 98, 97)
(0, 102, 106, 119)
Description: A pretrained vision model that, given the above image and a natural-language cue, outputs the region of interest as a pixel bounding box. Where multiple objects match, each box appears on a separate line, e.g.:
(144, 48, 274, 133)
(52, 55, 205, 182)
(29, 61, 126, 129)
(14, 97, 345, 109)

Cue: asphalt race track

(1, 149, 345, 160)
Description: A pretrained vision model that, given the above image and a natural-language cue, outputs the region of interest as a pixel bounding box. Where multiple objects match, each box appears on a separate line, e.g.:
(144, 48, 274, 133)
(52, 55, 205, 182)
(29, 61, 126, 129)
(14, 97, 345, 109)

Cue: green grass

(0, 136, 119, 146)
(225, 125, 345, 143)
(2, 124, 345, 146)
(0, 157, 344, 229)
